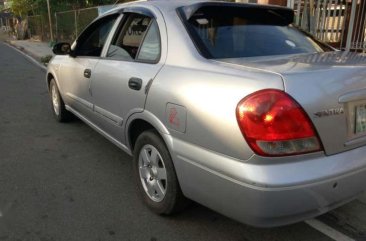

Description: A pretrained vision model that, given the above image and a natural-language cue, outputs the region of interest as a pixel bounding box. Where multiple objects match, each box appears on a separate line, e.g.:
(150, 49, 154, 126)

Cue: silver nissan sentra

(46, 0, 366, 227)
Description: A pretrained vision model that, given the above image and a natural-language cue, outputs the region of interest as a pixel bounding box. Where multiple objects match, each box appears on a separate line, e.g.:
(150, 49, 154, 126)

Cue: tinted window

(183, 6, 332, 59)
(76, 15, 117, 57)
(107, 14, 152, 61)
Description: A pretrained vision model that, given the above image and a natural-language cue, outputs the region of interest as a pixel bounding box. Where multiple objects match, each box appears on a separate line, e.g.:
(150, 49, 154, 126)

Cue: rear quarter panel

(146, 61, 285, 161)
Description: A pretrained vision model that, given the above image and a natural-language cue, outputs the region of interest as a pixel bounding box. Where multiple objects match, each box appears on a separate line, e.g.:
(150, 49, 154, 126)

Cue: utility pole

(46, 0, 54, 42)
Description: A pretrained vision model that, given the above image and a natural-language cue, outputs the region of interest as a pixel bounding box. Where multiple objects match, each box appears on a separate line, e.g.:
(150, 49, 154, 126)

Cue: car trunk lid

(217, 51, 366, 155)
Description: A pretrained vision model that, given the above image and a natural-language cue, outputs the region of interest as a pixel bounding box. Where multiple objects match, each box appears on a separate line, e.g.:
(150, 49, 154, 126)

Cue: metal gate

(289, 0, 366, 52)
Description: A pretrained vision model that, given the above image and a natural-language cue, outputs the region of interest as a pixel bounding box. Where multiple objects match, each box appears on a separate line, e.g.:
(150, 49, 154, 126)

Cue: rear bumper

(170, 137, 366, 227)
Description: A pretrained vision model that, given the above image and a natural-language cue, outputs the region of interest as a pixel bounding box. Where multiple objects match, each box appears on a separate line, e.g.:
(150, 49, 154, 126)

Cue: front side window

(107, 14, 161, 62)
(181, 6, 332, 59)
(76, 15, 117, 57)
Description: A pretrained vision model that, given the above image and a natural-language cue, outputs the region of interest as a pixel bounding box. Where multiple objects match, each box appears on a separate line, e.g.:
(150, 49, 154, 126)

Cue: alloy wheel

(138, 144, 168, 202)
(51, 84, 60, 115)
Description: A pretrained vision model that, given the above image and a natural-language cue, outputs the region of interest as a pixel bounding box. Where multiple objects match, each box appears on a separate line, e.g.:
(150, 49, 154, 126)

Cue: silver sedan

(46, 0, 366, 227)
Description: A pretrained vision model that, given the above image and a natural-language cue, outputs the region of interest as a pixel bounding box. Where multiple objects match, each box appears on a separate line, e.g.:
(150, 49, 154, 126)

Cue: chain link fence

(28, 15, 44, 40)
(55, 7, 99, 43)
(27, 5, 112, 43)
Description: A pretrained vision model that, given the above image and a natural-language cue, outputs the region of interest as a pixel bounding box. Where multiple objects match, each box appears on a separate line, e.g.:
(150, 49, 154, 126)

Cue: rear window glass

(181, 5, 332, 59)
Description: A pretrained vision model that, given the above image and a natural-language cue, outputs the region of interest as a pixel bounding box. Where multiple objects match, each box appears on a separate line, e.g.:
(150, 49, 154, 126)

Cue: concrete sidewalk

(9, 40, 53, 61)
(0, 30, 53, 63)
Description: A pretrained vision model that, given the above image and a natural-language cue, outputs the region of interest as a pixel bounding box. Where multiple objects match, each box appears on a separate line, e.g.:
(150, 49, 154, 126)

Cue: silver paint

(47, 0, 366, 227)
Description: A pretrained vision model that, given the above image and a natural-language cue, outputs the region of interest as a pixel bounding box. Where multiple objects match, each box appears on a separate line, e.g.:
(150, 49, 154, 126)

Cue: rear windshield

(180, 5, 332, 59)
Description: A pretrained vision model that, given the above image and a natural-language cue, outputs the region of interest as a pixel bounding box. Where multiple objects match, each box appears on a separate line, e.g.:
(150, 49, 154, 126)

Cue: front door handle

(128, 77, 142, 91)
(84, 69, 91, 78)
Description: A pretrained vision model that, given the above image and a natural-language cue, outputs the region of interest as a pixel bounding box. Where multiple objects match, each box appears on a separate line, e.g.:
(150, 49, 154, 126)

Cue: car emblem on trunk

(314, 108, 344, 118)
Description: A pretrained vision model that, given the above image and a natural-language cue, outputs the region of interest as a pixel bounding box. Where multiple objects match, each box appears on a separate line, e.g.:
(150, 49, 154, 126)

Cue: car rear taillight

(236, 89, 323, 156)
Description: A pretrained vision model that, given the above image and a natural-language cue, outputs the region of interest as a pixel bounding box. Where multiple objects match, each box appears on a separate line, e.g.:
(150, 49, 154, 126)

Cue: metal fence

(26, 7, 101, 42)
(291, 0, 366, 52)
(28, 15, 45, 40)
(55, 7, 98, 43)
(346, 0, 366, 51)
(25, 1, 366, 52)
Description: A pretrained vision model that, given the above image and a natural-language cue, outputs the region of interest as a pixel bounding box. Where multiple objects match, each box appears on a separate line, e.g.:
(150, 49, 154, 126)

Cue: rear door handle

(84, 69, 91, 79)
(128, 77, 142, 91)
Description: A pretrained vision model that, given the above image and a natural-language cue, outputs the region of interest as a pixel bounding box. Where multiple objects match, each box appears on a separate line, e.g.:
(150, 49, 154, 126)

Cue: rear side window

(180, 5, 332, 59)
(107, 14, 161, 63)
(137, 21, 160, 62)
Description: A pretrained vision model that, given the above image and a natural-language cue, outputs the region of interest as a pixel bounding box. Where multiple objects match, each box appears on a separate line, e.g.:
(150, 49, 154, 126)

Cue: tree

(11, 0, 120, 17)
(11, 0, 33, 17)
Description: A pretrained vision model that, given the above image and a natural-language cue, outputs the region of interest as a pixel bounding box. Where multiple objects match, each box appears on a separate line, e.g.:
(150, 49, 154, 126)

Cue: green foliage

(11, 0, 121, 17)
(11, 0, 33, 17)
(40, 54, 53, 65)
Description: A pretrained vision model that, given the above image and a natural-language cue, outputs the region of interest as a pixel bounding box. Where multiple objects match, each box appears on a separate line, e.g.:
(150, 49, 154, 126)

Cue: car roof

(102, 0, 207, 15)
(119, 0, 212, 9)
(106, 0, 291, 16)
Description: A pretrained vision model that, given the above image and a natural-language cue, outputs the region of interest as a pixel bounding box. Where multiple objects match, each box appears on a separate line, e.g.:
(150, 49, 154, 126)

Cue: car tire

(49, 79, 72, 122)
(133, 130, 188, 215)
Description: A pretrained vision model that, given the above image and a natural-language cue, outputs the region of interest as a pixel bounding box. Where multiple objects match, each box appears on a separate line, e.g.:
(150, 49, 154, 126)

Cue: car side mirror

(52, 42, 71, 55)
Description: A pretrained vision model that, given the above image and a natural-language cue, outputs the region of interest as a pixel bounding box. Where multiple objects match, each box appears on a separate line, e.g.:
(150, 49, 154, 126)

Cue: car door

(58, 14, 118, 118)
(90, 11, 164, 143)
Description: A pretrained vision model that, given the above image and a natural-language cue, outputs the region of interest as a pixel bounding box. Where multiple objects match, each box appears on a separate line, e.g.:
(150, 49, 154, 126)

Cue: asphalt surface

(0, 42, 338, 241)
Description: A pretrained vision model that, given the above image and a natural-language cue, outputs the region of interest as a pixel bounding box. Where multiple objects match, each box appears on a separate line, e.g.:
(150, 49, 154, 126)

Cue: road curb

(3, 41, 47, 72)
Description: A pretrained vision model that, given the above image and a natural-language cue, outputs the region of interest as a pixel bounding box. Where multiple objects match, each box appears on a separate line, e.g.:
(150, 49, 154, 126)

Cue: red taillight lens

(236, 89, 322, 156)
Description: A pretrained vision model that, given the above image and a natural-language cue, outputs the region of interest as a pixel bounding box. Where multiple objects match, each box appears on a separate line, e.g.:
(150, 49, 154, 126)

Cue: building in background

(0, 0, 12, 29)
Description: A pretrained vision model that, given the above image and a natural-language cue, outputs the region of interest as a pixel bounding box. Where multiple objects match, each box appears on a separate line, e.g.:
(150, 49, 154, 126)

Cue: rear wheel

(49, 79, 72, 122)
(133, 130, 188, 214)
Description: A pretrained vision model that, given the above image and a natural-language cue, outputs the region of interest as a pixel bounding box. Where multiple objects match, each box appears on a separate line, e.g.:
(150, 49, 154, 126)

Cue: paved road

(0, 42, 349, 241)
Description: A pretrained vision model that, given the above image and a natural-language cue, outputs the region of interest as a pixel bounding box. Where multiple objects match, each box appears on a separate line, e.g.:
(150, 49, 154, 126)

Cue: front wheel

(133, 130, 188, 215)
(49, 79, 72, 122)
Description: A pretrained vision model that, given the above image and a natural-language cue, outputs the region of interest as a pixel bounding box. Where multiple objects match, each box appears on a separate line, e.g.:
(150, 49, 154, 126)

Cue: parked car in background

(46, 0, 366, 227)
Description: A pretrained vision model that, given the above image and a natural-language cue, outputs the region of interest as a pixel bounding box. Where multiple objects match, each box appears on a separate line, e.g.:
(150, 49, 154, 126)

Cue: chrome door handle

(128, 77, 142, 91)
